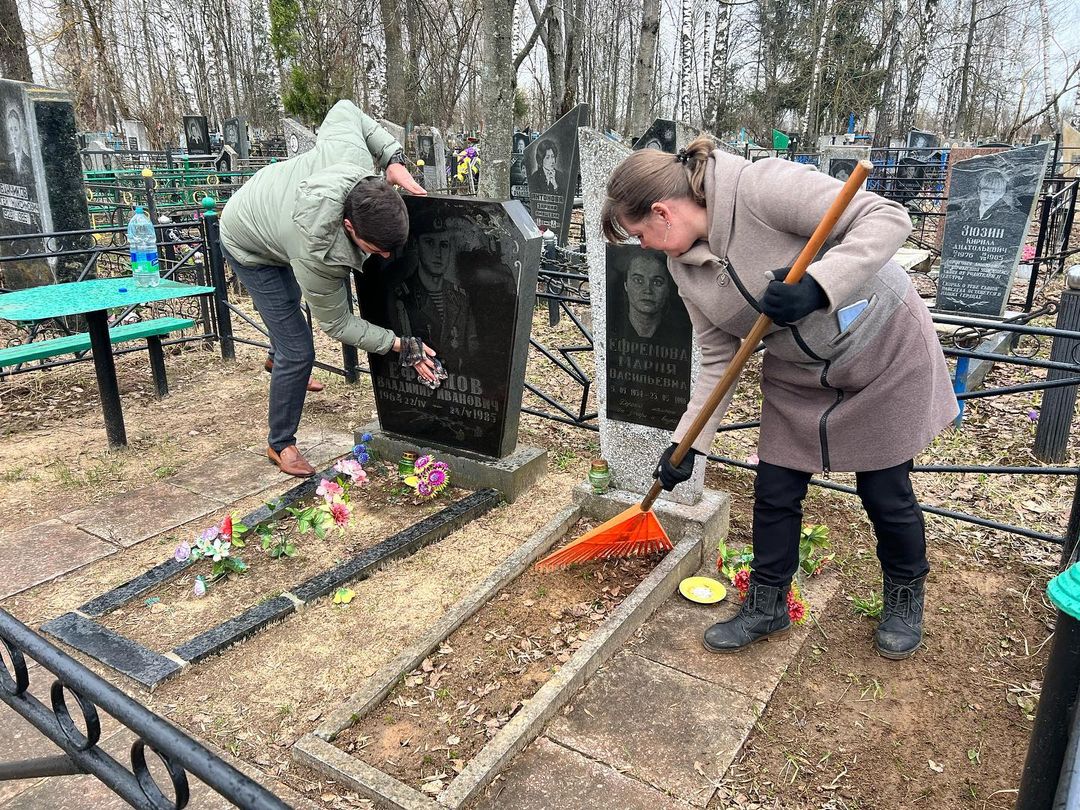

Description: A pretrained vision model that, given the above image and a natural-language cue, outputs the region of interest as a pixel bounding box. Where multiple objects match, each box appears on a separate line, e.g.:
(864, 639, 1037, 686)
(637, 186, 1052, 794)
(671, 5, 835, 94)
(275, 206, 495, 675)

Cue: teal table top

(0, 278, 216, 321)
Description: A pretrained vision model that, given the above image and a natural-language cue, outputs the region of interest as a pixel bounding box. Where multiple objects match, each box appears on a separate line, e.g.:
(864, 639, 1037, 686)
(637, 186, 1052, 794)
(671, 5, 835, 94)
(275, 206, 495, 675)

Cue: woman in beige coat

(601, 138, 958, 659)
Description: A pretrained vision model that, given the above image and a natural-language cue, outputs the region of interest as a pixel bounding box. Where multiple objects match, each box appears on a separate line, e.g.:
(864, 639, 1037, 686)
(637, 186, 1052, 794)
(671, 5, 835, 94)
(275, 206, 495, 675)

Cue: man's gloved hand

(654, 442, 701, 491)
(398, 336, 441, 386)
(760, 268, 828, 324)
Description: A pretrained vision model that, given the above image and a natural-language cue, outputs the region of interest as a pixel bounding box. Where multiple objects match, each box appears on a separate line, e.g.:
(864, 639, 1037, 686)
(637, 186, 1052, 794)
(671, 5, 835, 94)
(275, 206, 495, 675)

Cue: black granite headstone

(223, 116, 249, 158)
(356, 196, 541, 458)
(937, 143, 1050, 316)
(604, 244, 693, 430)
(0, 79, 90, 289)
(510, 132, 530, 208)
(906, 129, 939, 151)
(633, 119, 677, 153)
(524, 103, 589, 247)
(184, 115, 210, 154)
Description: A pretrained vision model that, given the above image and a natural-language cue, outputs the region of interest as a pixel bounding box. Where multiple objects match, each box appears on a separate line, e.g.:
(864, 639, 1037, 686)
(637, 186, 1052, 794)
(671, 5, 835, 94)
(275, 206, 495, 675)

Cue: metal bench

(0, 316, 196, 397)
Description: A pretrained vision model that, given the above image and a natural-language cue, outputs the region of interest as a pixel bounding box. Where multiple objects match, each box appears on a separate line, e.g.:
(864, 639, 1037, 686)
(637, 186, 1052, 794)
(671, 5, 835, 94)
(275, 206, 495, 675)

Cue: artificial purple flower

(200, 526, 219, 543)
(1027, 409, 1039, 422)
(417, 481, 433, 497)
(193, 576, 207, 598)
(174, 541, 191, 562)
(361, 432, 373, 442)
(414, 455, 433, 472)
(428, 468, 447, 487)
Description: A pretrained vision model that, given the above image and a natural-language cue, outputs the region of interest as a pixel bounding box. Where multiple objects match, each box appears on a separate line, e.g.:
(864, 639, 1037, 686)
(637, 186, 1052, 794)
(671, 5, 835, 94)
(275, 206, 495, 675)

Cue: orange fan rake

(536, 159, 874, 572)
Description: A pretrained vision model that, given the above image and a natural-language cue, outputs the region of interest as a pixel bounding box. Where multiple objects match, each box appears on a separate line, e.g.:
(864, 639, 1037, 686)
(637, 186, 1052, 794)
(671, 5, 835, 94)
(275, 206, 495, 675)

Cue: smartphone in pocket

(837, 299, 869, 333)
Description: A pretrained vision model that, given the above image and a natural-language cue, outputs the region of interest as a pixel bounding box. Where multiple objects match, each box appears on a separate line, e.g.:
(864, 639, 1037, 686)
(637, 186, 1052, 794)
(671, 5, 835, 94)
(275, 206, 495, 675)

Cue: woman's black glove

(654, 443, 701, 491)
(760, 268, 828, 324)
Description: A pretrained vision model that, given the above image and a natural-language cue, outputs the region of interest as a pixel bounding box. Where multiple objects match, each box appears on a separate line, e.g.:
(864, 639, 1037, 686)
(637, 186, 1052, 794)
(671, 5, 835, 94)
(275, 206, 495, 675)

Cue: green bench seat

(0, 316, 196, 397)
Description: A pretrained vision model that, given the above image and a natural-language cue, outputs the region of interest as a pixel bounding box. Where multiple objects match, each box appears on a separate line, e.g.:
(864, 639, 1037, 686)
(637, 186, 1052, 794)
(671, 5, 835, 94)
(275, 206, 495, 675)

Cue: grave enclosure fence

(0, 608, 293, 809)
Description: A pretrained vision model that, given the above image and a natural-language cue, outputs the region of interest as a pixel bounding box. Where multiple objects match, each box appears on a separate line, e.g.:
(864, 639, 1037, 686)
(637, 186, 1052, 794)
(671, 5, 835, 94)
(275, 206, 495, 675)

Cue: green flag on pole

(772, 129, 790, 150)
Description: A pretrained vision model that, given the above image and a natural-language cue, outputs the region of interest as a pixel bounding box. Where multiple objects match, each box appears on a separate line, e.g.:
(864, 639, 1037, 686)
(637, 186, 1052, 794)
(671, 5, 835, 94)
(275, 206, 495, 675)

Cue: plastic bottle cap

(118, 287, 128, 292)
(134, 206, 144, 213)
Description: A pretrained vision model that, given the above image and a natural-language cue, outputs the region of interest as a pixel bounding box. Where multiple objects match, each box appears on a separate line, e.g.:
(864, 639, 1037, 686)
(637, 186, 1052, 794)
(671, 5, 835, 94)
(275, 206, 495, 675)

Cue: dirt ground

(0, 274, 1074, 808)
(336, 518, 660, 795)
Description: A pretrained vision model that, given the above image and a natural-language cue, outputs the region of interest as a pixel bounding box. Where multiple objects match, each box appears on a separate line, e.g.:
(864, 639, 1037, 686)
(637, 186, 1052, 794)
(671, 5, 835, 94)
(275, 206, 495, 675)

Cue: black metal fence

(0, 608, 292, 809)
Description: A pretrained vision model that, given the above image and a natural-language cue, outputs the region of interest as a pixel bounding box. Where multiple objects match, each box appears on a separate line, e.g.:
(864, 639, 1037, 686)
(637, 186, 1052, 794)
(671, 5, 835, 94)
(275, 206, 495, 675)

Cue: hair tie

(675, 149, 690, 164)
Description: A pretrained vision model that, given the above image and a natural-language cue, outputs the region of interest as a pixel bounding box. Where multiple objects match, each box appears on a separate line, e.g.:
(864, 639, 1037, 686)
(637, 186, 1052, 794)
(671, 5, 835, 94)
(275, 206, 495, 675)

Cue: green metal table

(0, 278, 215, 448)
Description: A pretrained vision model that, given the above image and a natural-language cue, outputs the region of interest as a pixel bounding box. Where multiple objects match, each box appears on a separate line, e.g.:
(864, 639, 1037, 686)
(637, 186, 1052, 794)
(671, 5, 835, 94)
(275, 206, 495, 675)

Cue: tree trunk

(560, 0, 584, 116)
(704, 0, 731, 133)
(900, 0, 939, 133)
(381, 0, 407, 122)
(1038, 0, 1057, 132)
(678, 0, 693, 122)
(801, 0, 831, 143)
(479, 0, 513, 198)
(0, 0, 33, 82)
(952, 0, 976, 137)
(629, 0, 660, 136)
(873, 0, 903, 145)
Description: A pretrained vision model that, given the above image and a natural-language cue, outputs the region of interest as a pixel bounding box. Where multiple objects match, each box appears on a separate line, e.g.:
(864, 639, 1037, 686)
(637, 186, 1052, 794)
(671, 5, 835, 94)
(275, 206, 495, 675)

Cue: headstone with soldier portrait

(0, 79, 90, 289)
(356, 196, 541, 459)
(413, 126, 448, 192)
(223, 116, 249, 159)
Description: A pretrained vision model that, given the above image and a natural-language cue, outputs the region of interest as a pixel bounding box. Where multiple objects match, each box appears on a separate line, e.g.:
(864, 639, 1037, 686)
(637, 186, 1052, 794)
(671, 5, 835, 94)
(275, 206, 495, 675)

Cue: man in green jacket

(221, 101, 437, 477)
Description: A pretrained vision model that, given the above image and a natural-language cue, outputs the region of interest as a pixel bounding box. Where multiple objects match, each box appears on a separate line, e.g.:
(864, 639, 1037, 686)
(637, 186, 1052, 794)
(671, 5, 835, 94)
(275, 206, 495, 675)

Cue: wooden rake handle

(640, 158, 873, 512)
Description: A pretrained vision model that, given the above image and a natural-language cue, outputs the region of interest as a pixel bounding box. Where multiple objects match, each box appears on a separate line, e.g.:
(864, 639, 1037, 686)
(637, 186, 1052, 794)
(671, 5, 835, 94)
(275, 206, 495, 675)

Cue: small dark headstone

(223, 116, 249, 158)
(605, 245, 692, 430)
(510, 132, 530, 207)
(524, 103, 589, 246)
(356, 196, 541, 458)
(213, 147, 234, 174)
(937, 143, 1051, 316)
(184, 115, 210, 154)
(906, 129, 939, 151)
(414, 126, 448, 192)
(0, 79, 90, 288)
(633, 119, 677, 153)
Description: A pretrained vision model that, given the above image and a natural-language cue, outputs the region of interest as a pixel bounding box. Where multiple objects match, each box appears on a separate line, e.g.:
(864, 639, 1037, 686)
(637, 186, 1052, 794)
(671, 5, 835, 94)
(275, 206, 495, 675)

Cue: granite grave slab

(356, 195, 541, 458)
(820, 144, 870, 187)
(578, 127, 705, 504)
(938, 143, 1050, 316)
(222, 116, 249, 159)
(523, 103, 589, 247)
(633, 118, 677, 152)
(0, 79, 91, 288)
(284, 117, 316, 157)
(183, 115, 210, 155)
(41, 612, 182, 688)
(510, 131, 531, 207)
(414, 125, 447, 192)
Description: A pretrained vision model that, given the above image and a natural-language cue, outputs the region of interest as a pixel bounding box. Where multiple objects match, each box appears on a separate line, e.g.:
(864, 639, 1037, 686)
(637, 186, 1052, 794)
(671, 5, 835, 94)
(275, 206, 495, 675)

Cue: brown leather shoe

(263, 359, 325, 393)
(267, 445, 316, 477)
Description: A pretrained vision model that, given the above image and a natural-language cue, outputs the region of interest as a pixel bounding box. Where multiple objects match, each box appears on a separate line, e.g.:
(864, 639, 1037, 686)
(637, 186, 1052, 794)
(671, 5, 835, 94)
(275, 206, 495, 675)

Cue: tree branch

(1007, 59, 1080, 138)
(514, 2, 552, 71)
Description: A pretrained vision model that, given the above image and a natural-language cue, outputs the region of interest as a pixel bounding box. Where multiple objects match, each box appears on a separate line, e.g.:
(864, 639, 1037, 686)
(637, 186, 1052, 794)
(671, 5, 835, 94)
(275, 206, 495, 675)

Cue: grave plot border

(41, 459, 502, 689)
(293, 497, 716, 810)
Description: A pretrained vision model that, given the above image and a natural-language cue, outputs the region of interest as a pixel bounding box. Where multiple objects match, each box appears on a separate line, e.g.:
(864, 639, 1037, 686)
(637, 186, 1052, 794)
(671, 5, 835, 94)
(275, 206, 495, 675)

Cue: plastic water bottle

(126, 206, 160, 287)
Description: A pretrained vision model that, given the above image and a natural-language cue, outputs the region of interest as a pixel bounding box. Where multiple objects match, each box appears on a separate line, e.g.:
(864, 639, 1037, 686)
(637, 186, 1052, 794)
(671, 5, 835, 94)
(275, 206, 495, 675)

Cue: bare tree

(479, 0, 513, 196)
(0, 0, 33, 81)
(629, 0, 661, 135)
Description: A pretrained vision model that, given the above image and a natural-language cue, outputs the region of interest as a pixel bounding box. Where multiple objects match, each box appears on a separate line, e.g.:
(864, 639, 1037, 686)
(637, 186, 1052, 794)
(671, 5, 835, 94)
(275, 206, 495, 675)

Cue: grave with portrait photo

(355, 195, 542, 464)
(937, 143, 1051, 316)
(579, 126, 705, 505)
(414, 126, 447, 192)
(283, 117, 316, 157)
(0, 78, 90, 289)
(223, 116, 249, 158)
(633, 118, 677, 153)
(183, 115, 210, 155)
(907, 129, 940, 151)
(523, 103, 589, 247)
(510, 131, 530, 207)
(821, 144, 870, 188)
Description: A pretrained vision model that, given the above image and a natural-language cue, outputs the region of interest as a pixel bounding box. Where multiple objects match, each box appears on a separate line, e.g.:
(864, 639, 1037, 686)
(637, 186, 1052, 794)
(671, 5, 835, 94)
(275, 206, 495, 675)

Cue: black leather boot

(874, 575, 926, 659)
(703, 576, 792, 653)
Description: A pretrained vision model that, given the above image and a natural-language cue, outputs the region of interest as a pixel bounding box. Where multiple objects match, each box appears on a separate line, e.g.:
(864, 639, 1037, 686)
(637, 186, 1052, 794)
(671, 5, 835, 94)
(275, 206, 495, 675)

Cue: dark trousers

(751, 459, 929, 588)
(223, 248, 314, 452)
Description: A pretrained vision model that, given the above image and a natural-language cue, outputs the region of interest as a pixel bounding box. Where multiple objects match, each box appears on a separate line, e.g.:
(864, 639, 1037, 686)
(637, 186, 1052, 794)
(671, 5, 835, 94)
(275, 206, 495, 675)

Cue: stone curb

(294, 499, 712, 809)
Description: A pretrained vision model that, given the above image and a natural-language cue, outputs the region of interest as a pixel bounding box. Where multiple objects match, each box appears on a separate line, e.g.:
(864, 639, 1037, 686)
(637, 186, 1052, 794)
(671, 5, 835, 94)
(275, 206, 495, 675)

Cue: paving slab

(245, 426, 355, 467)
(0, 520, 117, 600)
(631, 572, 840, 703)
(58, 483, 221, 547)
(167, 448, 286, 502)
(546, 651, 760, 807)
(472, 736, 692, 810)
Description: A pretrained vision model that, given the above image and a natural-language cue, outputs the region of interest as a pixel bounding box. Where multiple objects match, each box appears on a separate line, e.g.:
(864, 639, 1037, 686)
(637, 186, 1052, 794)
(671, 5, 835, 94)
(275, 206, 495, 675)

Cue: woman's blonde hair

(600, 136, 715, 242)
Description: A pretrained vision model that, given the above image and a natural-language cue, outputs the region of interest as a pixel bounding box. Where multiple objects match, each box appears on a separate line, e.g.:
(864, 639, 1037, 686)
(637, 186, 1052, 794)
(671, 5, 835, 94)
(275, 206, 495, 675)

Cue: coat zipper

(725, 260, 843, 472)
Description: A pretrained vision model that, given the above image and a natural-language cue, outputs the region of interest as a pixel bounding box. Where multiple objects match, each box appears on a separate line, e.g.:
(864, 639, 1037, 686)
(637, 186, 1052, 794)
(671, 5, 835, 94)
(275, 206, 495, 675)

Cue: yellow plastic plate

(679, 576, 727, 604)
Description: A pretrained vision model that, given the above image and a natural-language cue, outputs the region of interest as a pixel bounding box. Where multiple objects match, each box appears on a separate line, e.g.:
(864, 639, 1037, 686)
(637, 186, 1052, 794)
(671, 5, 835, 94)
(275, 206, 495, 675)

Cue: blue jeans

(223, 246, 315, 452)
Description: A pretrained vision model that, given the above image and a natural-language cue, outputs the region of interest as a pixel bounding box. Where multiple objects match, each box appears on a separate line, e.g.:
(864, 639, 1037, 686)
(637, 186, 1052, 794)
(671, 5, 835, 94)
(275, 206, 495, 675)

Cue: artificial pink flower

(414, 455, 433, 472)
(330, 501, 351, 526)
(334, 459, 367, 484)
(174, 541, 191, 562)
(787, 588, 808, 624)
(417, 481, 433, 497)
(317, 479, 344, 500)
(428, 468, 447, 487)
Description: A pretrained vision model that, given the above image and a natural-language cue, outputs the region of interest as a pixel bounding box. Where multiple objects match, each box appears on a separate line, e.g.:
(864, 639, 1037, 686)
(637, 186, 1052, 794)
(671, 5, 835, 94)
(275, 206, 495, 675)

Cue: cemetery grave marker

(523, 103, 589, 247)
(283, 117, 316, 157)
(821, 144, 870, 187)
(223, 116, 249, 159)
(937, 143, 1051, 316)
(183, 115, 210, 155)
(356, 196, 541, 459)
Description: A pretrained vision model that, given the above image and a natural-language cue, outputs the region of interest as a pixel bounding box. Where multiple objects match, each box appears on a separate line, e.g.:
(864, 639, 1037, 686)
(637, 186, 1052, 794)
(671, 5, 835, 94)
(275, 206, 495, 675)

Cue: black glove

(760, 268, 828, 324)
(654, 442, 701, 491)
(398, 336, 428, 368)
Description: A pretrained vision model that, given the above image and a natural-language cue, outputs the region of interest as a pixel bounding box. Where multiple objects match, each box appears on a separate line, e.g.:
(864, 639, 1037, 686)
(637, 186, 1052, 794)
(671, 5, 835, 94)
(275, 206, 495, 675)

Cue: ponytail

(600, 135, 715, 243)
